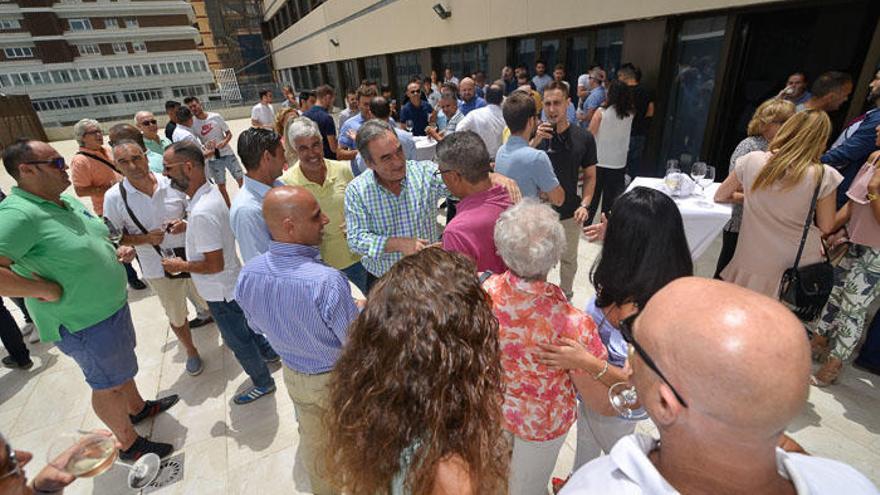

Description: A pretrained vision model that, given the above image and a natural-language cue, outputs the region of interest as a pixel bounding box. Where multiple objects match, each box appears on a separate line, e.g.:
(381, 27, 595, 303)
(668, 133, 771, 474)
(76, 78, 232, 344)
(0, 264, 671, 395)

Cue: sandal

(811, 358, 843, 387)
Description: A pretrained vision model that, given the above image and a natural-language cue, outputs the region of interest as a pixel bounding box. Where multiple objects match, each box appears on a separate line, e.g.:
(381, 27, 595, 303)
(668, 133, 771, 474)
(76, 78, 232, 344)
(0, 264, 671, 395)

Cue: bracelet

(592, 360, 609, 381)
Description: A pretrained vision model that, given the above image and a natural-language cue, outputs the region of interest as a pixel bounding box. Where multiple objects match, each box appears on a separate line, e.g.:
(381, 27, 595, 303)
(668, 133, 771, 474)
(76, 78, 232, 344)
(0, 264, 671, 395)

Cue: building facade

(0, 0, 214, 126)
(191, 0, 272, 86)
(262, 0, 880, 177)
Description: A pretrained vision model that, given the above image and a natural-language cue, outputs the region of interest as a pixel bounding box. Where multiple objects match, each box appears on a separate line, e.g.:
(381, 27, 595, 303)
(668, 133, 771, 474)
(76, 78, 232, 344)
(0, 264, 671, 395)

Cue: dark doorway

(710, 0, 880, 179)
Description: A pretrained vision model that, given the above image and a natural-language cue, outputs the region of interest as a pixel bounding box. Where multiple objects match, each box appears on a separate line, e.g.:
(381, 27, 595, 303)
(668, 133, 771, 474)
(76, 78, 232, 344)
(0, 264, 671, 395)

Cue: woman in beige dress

(715, 110, 842, 298)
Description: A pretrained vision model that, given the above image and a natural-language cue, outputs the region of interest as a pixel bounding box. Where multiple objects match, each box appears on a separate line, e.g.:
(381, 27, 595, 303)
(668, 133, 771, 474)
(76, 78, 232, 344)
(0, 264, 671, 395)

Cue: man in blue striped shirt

(235, 185, 358, 495)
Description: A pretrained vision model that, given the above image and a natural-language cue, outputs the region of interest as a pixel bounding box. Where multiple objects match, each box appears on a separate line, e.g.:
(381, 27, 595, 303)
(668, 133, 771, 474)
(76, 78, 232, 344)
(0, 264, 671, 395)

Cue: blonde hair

(280, 110, 300, 164)
(747, 98, 796, 137)
(752, 110, 831, 191)
(275, 106, 299, 136)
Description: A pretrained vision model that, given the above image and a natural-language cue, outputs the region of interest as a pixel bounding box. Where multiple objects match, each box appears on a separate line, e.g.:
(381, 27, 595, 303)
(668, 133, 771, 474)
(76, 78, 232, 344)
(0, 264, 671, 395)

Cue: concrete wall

(45, 104, 254, 142)
(267, 0, 787, 69)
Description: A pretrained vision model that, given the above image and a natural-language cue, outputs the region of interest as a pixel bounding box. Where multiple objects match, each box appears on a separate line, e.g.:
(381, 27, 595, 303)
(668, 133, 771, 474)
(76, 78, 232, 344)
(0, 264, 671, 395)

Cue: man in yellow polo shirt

(0, 139, 178, 461)
(281, 117, 367, 294)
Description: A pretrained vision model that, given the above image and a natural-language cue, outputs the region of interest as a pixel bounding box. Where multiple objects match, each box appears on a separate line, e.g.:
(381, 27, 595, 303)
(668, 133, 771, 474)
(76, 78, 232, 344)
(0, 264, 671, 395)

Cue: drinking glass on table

(693, 164, 716, 207)
(46, 430, 161, 490)
(664, 159, 681, 196)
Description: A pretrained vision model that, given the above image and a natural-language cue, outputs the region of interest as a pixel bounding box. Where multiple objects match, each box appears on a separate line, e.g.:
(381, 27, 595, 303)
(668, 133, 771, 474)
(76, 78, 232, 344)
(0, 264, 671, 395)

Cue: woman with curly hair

(325, 248, 509, 495)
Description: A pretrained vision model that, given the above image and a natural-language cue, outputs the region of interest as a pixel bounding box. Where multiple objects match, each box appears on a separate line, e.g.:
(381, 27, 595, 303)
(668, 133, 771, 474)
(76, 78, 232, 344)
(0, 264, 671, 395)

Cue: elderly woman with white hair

(280, 117, 368, 294)
(483, 198, 615, 495)
(70, 118, 146, 289)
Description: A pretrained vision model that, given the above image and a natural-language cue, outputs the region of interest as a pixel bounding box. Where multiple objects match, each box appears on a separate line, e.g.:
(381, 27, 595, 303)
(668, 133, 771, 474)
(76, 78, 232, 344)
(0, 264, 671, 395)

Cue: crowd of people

(1, 59, 880, 495)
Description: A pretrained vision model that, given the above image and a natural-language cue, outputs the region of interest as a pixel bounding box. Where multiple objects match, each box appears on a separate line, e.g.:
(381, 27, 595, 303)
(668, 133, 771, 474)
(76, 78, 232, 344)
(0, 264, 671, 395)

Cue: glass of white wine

(46, 431, 161, 490)
(608, 382, 649, 421)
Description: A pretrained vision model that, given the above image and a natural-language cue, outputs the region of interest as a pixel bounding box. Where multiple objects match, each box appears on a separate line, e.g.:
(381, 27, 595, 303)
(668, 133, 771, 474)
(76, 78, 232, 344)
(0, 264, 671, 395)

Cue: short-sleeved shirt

(303, 105, 338, 159)
(0, 188, 127, 341)
(229, 176, 279, 263)
(400, 101, 433, 136)
(442, 185, 510, 273)
(146, 150, 164, 173)
(457, 105, 506, 159)
(281, 159, 361, 270)
(171, 124, 200, 145)
(103, 174, 187, 279)
(70, 145, 120, 216)
(532, 74, 554, 95)
(845, 158, 880, 248)
(436, 109, 464, 133)
(337, 113, 364, 150)
(537, 124, 597, 219)
(484, 271, 608, 441)
(144, 136, 171, 156)
(495, 136, 560, 198)
(251, 102, 275, 127)
(583, 85, 607, 113)
(164, 121, 176, 141)
(629, 84, 653, 136)
(187, 182, 243, 302)
(460, 96, 487, 116)
(344, 160, 448, 276)
(193, 112, 233, 157)
(352, 126, 417, 176)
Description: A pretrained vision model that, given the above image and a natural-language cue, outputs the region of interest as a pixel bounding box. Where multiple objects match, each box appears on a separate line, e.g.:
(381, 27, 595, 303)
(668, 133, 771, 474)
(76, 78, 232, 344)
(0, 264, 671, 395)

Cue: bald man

(235, 186, 358, 495)
(458, 77, 487, 116)
(561, 278, 878, 495)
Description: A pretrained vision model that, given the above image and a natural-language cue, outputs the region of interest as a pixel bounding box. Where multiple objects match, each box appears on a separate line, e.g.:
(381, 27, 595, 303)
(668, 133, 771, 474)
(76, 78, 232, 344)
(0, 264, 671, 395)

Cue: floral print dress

(484, 271, 608, 442)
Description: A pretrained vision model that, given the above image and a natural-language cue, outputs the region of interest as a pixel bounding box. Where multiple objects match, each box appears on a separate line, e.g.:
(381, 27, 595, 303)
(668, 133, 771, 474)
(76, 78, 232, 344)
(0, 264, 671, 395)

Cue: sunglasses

(619, 312, 689, 408)
(0, 441, 20, 482)
(25, 157, 66, 169)
(139, 119, 158, 126)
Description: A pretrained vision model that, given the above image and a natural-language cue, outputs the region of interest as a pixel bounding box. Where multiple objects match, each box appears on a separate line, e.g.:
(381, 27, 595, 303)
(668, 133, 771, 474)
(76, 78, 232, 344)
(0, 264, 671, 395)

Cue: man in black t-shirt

(532, 81, 597, 300)
(164, 100, 181, 141)
(619, 64, 654, 178)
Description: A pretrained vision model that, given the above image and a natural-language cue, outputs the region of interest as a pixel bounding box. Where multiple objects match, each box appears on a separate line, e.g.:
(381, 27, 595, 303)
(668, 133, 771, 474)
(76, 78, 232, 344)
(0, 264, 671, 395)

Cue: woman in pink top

(483, 198, 614, 495)
(812, 125, 880, 386)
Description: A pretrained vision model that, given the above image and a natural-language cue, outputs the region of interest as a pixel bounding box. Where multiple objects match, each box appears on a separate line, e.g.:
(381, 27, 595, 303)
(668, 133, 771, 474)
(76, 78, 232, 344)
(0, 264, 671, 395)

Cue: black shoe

(1, 355, 33, 370)
(130, 394, 180, 425)
(119, 436, 174, 462)
(188, 316, 213, 328)
(129, 279, 148, 290)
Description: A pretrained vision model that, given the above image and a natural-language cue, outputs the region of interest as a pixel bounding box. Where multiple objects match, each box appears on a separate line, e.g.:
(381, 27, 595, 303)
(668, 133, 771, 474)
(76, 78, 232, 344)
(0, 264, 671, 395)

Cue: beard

(169, 175, 189, 193)
(869, 87, 880, 104)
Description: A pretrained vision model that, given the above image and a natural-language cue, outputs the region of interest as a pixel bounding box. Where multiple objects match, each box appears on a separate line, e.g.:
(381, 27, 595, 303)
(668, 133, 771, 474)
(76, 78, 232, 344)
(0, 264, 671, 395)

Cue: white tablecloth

(412, 136, 437, 161)
(626, 177, 732, 259)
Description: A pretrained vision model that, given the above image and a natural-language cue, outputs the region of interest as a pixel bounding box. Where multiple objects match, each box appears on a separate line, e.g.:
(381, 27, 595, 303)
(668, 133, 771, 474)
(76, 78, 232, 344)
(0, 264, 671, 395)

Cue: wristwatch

(867, 192, 879, 202)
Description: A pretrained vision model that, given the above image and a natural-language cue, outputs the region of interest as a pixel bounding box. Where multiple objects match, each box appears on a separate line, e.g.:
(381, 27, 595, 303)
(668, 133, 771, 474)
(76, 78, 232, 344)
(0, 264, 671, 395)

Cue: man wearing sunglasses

(0, 139, 178, 462)
(135, 110, 171, 158)
(561, 278, 878, 494)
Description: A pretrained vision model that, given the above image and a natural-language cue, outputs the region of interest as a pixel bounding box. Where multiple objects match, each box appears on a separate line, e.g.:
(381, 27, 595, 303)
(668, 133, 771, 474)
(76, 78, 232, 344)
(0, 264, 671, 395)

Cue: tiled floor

(1, 120, 878, 494)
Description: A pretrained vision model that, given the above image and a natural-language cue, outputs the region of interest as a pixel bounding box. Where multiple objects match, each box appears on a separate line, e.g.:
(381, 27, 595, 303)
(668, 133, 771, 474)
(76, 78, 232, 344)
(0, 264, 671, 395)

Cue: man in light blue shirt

(229, 128, 287, 262)
(495, 91, 564, 205)
(352, 98, 416, 176)
(459, 77, 487, 116)
(532, 60, 554, 95)
(579, 68, 607, 127)
(336, 85, 376, 172)
(235, 185, 358, 495)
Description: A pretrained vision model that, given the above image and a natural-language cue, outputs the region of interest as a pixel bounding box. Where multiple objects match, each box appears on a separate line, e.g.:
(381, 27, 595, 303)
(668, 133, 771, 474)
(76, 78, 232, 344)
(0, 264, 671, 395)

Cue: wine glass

(405, 120, 414, 132)
(690, 161, 707, 193)
(545, 120, 558, 154)
(46, 431, 161, 490)
(103, 217, 122, 244)
(160, 247, 181, 275)
(696, 165, 716, 208)
(664, 159, 681, 196)
(608, 382, 649, 421)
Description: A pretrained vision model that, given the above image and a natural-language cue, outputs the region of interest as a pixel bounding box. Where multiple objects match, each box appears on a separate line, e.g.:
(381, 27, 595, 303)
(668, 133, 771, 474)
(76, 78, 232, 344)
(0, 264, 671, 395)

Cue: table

(626, 177, 732, 259)
(412, 136, 437, 161)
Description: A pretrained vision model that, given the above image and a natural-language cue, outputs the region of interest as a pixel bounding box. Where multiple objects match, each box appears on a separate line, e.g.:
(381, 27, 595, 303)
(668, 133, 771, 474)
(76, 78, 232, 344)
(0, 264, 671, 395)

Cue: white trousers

(573, 399, 637, 471)
(508, 431, 567, 495)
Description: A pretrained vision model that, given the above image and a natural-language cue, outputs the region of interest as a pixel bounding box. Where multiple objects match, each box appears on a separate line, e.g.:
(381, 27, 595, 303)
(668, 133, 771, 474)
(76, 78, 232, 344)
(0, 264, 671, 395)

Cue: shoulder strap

(792, 167, 826, 270)
(119, 185, 163, 258)
(76, 150, 120, 174)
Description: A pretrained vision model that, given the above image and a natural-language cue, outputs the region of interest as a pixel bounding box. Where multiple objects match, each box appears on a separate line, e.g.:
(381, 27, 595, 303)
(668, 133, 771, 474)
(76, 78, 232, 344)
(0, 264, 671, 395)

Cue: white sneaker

(27, 327, 40, 343)
(20, 322, 34, 336)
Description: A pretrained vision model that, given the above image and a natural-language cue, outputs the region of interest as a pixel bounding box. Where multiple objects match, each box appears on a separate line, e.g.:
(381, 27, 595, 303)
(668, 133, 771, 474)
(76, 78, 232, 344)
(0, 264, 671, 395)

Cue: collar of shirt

(10, 186, 68, 210)
(268, 241, 320, 260)
(366, 166, 410, 195)
(176, 124, 195, 134)
(187, 181, 213, 212)
(499, 270, 565, 300)
(242, 176, 279, 200)
(122, 172, 165, 198)
(505, 135, 530, 150)
(288, 162, 331, 188)
(457, 184, 505, 212)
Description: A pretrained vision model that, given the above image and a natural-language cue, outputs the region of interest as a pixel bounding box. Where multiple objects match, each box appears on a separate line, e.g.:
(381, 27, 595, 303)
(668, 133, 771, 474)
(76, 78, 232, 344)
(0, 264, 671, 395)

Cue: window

(89, 67, 108, 80)
(364, 56, 382, 84)
(0, 74, 11, 87)
(107, 66, 123, 78)
(30, 72, 48, 84)
(11, 73, 32, 85)
(176, 61, 185, 73)
(50, 70, 72, 84)
(32, 95, 90, 112)
(4, 47, 33, 59)
(0, 18, 21, 30)
(439, 43, 487, 79)
(172, 85, 204, 98)
(198, 60, 207, 71)
(122, 89, 163, 103)
(132, 41, 146, 53)
(124, 18, 138, 28)
(93, 92, 119, 105)
(78, 44, 100, 56)
(342, 59, 358, 92)
(68, 18, 93, 31)
(594, 26, 624, 80)
(104, 17, 118, 29)
(393, 51, 422, 99)
(112, 42, 128, 54)
(515, 38, 536, 71)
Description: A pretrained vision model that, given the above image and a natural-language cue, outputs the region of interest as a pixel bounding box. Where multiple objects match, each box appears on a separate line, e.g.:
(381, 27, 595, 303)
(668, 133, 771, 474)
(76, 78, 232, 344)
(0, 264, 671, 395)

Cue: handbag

(76, 150, 121, 174)
(779, 168, 834, 321)
(119, 184, 190, 279)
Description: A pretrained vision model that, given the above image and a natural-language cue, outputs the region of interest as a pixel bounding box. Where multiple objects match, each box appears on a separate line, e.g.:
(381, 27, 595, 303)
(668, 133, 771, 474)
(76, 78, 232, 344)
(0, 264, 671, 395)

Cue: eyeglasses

(83, 129, 103, 136)
(0, 441, 21, 482)
(432, 168, 456, 177)
(139, 119, 158, 126)
(25, 157, 66, 169)
(619, 312, 689, 407)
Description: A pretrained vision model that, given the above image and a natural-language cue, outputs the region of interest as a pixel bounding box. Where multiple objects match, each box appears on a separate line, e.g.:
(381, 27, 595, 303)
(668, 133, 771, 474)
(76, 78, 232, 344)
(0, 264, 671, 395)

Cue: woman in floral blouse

(484, 199, 615, 495)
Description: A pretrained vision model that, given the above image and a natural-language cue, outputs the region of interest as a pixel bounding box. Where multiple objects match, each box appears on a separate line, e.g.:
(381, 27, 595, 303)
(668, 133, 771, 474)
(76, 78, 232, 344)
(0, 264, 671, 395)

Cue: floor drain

(143, 452, 185, 493)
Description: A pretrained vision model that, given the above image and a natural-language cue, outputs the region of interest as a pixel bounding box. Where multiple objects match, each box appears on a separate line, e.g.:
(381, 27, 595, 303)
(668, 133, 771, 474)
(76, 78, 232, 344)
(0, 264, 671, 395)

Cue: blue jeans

(206, 300, 274, 389)
(341, 261, 369, 295)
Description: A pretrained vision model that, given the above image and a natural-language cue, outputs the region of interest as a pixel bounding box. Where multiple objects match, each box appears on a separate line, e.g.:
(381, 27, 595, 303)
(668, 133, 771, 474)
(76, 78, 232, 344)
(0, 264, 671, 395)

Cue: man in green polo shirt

(0, 138, 178, 461)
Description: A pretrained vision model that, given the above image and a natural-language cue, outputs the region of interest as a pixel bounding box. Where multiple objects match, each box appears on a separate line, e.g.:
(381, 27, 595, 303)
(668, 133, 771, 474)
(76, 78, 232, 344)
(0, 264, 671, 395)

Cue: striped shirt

(234, 241, 358, 374)
(344, 160, 448, 276)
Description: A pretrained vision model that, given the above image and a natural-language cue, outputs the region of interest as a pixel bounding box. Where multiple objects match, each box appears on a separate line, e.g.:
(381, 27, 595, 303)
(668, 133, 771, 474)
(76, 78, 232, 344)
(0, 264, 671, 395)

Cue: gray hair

(494, 199, 565, 280)
(286, 116, 321, 144)
(73, 118, 101, 146)
(356, 119, 396, 165)
(435, 131, 490, 184)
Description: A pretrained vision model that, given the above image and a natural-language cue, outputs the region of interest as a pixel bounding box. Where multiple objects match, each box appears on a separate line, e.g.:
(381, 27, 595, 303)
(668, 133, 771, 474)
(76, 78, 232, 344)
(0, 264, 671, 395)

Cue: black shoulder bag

(76, 150, 121, 174)
(119, 185, 190, 279)
(778, 169, 833, 321)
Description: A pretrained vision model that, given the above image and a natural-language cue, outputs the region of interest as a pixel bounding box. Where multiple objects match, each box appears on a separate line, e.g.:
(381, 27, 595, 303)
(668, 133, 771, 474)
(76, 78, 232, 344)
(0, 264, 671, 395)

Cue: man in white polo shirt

(251, 89, 276, 130)
(185, 95, 244, 207)
(171, 106, 200, 145)
(103, 140, 205, 376)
